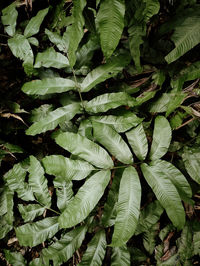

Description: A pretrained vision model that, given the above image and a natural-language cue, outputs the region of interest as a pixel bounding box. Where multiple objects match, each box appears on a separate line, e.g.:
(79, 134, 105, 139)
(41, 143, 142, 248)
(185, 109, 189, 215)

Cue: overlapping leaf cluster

(1, 0, 200, 265)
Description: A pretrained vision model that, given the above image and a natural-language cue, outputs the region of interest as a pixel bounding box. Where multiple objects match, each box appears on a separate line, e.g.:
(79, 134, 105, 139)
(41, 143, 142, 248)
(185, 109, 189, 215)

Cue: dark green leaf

(111, 245, 131, 266)
(4, 250, 26, 266)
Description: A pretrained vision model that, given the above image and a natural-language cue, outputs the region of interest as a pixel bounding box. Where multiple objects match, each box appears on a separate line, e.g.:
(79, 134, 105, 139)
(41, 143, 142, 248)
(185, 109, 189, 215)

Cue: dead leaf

(0, 113, 28, 126)
(7, 237, 18, 246)
(161, 246, 176, 261)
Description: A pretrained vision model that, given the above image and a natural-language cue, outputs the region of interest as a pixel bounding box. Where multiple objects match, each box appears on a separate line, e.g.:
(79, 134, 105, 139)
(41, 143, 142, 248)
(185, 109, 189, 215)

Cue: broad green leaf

(18, 204, 45, 222)
(78, 230, 106, 266)
(93, 122, 133, 164)
(28, 37, 39, 46)
(152, 160, 192, 203)
(45, 28, 69, 52)
(42, 155, 94, 182)
(24, 8, 49, 38)
(4, 250, 26, 266)
(29, 257, 47, 266)
(111, 166, 141, 246)
(67, 0, 87, 67)
(91, 112, 143, 133)
(194, 231, 200, 256)
(101, 169, 122, 227)
(182, 146, 200, 184)
(8, 34, 33, 64)
(165, 91, 186, 116)
(0, 216, 13, 239)
(30, 104, 54, 123)
(96, 0, 125, 58)
(55, 132, 114, 168)
(111, 245, 131, 266)
(126, 123, 148, 161)
(78, 119, 93, 140)
(42, 225, 87, 264)
(15, 217, 59, 247)
(149, 93, 171, 113)
(135, 90, 157, 106)
(0, 187, 14, 225)
(165, 15, 200, 63)
(81, 52, 131, 92)
(143, 223, 159, 254)
(29, 156, 51, 206)
(4, 163, 34, 201)
(55, 182, 73, 212)
(85, 92, 135, 113)
(22, 78, 76, 95)
(149, 116, 172, 160)
(136, 200, 164, 235)
(34, 47, 69, 69)
(26, 103, 81, 136)
(59, 170, 110, 228)
(141, 163, 185, 230)
(1, 2, 18, 36)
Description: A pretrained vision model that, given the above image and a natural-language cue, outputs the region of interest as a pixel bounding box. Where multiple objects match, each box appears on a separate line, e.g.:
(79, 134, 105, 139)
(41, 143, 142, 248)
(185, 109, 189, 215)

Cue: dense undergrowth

(1, 0, 200, 265)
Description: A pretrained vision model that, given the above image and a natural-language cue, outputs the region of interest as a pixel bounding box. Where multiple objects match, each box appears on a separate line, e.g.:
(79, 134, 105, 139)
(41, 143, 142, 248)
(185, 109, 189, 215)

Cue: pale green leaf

(4, 250, 26, 266)
(55, 182, 73, 212)
(34, 47, 69, 69)
(149, 93, 171, 113)
(111, 245, 131, 266)
(151, 160, 192, 203)
(149, 116, 172, 160)
(111, 166, 141, 246)
(18, 204, 45, 222)
(30, 104, 54, 123)
(78, 230, 106, 266)
(24, 8, 49, 38)
(81, 52, 131, 92)
(26, 103, 81, 136)
(29, 156, 51, 206)
(96, 0, 125, 58)
(93, 122, 133, 164)
(126, 123, 148, 161)
(42, 225, 87, 264)
(15, 217, 59, 247)
(165, 15, 200, 63)
(3, 163, 34, 201)
(59, 170, 110, 228)
(29, 257, 47, 266)
(42, 155, 94, 182)
(1, 2, 18, 36)
(78, 119, 93, 140)
(45, 28, 69, 52)
(135, 90, 157, 106)
(85, 92, 135, 113)
(28, 37, 39, 47)
(22, 78, 76, 95)
(91, 112, 143, 133)
(141, 163, 185, 230)
(8, 34, 33, 64)
(67, 0, 87, 67)
(101, 169, 122, 227)
(0, 216, 13, 239)
(143, 223, 159, 254)
(166, 91, 186, 116)
(0, 187, 14, 225)
(55, 132, 114, 168)
(182, 146, 200, 184)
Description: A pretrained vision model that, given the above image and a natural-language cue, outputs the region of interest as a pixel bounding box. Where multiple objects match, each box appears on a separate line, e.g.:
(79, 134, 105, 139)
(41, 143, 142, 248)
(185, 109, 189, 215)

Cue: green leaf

(149, 93, 171, 113)
(151, 160, 192, 203)
(126, 123, 148, 161)
(4, 250, 26, 266)
(141, 163, 185, 230)
(91, 112, 143, 133)
(42, 155, 94, 182)
(29, 156, 51, 206)
(4, 163, 34, 201)
(149, 116, 172, 161)
(24, 8, 49, 38)
(30, 104, 54, 123)
(93, 122, 133, 164)
(34, 47, 69, 69)
(81, 52, 131, 92)
(22, 78, 76, 95)
(78, 119, 93, 140)
(42, 225, 87, 264)
(111, 166, 141, 246)
(0, 216, 13, 239)
(18, 204, 45, 222)
(67, 0, 87, 67)
(8, 34, 33, 64)
(85, 92, 135, 113)
(101, 169, 122, 227)
(1, 2, 18, 36)
(143, 223, 159, 254)
(55, 132, 114, 168)
(78, 230, 106, 266)
(165, 91, 186, 116)
(165, 14, 200, 63)
(55, 182, 73, 212)
(0, 187, 14, 225)
(96, 0, 125, 58)
(15, 217, 59, 247)
(28, 37, 39, 46)
(45, 28, 69, 52)
(26, 103, 81, 136)
(111, 245, 131, 266)
(59, 170, 110, 228)
(182, 146, 200, 184)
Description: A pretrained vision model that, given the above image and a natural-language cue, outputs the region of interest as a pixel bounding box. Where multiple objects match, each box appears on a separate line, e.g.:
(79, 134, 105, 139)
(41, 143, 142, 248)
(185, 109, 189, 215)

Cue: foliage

(0, 0, 200, 265)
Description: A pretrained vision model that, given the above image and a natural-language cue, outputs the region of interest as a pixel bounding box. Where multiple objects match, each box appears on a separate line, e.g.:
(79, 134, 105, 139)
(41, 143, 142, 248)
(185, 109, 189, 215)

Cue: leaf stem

(72, 67, 85, 110)
(35, 199, 61, 215)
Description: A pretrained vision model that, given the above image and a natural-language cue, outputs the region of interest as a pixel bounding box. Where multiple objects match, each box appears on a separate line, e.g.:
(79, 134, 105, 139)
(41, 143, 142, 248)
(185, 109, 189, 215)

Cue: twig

(175, 117, 196, 130)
